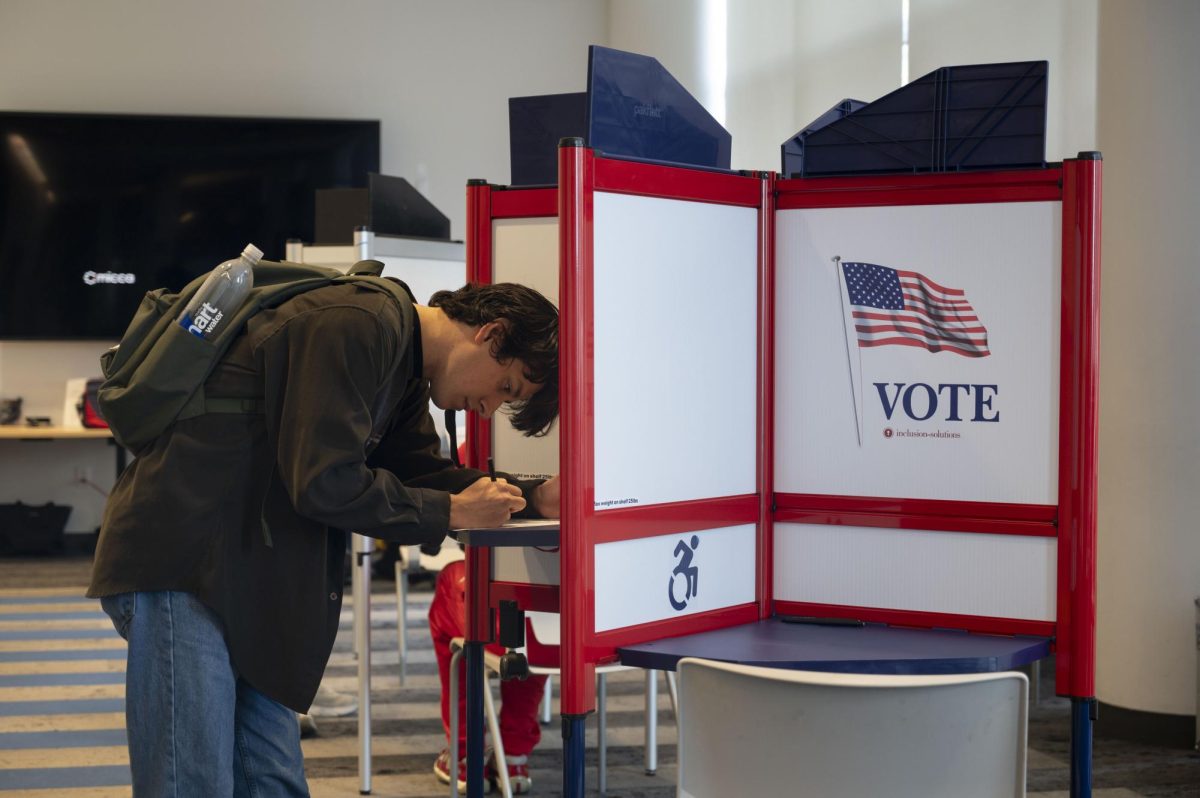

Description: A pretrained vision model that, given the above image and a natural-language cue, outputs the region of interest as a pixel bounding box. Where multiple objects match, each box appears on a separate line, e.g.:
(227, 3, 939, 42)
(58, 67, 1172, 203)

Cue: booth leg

(395, 557, 408, 687)
(598, 674, 607, 796)
(449, 648, 462, 798)
(466, 642, 487, 798)
(562, 714, 588, 798)
(352, 533, 372, 795)
(644, 670, 658, 775)
(1070, 697, 1096, 798)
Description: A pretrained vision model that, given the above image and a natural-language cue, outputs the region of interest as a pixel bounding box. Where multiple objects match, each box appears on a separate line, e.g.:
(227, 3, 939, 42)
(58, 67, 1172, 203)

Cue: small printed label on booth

(594, 524, 755, 632)
(882, 426, 963, 440)
(595, 497, 639, 508)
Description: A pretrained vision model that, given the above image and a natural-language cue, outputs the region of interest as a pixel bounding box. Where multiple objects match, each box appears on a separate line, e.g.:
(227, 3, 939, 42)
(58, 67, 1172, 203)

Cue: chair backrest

(398, 541, 464, 572)
(675, 658, 1028, 798)
(523, 611, 561, 669)
(527, 611, 560, 645)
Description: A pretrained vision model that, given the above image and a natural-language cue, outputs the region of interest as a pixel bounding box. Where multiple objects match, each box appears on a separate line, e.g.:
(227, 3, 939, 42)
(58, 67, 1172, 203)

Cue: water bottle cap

(241, 243, 264, 264)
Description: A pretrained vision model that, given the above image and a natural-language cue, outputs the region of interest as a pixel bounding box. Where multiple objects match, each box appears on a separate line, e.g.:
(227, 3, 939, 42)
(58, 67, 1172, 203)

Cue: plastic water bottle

(177, 244, 262, 340)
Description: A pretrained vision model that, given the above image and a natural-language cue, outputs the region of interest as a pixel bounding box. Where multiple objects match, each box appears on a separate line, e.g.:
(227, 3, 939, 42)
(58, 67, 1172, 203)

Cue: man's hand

(531, 474, 560, 519)
(450, 477, 526, 529)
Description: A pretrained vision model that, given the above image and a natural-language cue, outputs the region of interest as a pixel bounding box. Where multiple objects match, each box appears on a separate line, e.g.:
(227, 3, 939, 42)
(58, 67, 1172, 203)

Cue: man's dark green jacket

(88, 280, 537, 711)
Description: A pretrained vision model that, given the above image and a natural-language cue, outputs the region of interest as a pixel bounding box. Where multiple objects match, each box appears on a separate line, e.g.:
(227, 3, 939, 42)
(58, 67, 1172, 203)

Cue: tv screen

(0, 111, 380, 339)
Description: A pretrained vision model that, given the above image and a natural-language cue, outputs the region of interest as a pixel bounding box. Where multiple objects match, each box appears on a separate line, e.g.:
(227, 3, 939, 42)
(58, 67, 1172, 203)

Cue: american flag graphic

(841, 261, 990, 357)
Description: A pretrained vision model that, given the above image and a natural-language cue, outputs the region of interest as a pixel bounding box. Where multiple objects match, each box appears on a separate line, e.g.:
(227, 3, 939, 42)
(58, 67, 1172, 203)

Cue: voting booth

(454, 48, 1100, 798)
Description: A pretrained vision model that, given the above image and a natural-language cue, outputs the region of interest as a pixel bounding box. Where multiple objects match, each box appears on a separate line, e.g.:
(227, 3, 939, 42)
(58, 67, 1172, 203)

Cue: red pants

(430, 561, 547, 756)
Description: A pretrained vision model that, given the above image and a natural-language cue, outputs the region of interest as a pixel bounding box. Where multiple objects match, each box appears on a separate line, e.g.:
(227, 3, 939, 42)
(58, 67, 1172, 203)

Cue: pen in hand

(488, 456, 504, 525)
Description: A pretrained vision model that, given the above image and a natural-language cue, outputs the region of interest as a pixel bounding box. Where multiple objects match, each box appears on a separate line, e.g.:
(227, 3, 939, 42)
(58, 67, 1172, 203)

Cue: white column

(1094, 0, 1200, 722)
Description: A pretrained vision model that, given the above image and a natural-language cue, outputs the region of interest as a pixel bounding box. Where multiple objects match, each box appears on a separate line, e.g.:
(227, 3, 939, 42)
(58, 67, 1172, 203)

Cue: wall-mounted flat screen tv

(0, 111, 380, 339)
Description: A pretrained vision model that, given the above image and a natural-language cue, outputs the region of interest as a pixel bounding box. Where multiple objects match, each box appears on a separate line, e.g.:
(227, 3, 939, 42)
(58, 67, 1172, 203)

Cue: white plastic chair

(675, 657, 1028, 798)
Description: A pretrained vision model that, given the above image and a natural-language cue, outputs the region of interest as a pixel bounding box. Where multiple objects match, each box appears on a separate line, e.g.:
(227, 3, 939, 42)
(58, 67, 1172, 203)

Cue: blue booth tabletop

(617, 617, 1051, 675)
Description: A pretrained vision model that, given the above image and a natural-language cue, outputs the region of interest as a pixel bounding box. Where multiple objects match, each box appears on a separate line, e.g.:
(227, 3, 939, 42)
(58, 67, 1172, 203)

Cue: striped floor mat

(0, 588, 130, 797)
(0, 584, 1133, 798)
(0, 586, 677, 798)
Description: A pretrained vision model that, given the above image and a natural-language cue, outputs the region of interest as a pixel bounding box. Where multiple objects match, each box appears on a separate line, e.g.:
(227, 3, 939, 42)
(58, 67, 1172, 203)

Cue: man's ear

(473, 320, 507, 347)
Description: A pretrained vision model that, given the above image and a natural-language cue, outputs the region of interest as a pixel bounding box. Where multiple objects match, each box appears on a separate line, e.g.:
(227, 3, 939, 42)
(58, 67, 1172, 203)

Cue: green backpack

(98, 258, 410, 454)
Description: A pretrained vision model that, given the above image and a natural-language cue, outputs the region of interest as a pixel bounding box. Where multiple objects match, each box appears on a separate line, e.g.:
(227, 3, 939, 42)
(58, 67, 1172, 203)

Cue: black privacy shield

(509, 93, 588, 187)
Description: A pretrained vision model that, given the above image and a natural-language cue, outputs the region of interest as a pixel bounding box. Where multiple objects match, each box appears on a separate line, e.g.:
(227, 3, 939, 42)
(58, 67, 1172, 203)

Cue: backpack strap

(347, 259, 385, 276)
(332, 271, 418, 310)
(197, 271, 413, 419)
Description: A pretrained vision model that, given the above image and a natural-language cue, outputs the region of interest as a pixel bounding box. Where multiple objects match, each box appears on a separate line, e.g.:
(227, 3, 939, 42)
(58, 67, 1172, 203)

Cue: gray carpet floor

(0, 554, 1196, 797)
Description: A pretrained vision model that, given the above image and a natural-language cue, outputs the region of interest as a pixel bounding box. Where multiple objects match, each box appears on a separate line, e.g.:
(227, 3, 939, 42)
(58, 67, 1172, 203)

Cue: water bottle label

(179, 301, 225, 339)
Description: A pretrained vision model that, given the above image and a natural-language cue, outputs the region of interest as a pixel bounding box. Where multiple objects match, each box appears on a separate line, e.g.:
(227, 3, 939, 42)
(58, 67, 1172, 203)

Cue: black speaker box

(0, 502, 70, 554)
(315, 173, 451, 243)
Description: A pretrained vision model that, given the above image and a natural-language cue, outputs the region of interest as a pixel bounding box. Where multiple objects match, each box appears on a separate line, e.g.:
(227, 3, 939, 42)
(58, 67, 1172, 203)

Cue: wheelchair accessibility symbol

(668, 535, 700, 611)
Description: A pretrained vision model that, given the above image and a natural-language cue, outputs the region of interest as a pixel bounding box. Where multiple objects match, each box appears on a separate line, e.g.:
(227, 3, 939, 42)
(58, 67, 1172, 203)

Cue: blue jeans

(101, 591, 310, 797)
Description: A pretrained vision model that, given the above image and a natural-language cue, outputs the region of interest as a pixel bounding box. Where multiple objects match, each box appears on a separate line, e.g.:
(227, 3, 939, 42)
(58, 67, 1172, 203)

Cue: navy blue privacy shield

(507, 46, 732, 185)
(780, 99, 867, 177)
(509, 93, 588, 187)
(587, 45, 731, 173)
(782, 61, 1048, 177)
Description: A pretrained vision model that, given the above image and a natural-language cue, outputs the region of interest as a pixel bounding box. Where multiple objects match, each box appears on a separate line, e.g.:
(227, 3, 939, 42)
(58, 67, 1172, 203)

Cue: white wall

(0, 0, 607, 233)
(0, 0, 608, 532)
(727, 0, 902, 172)
(609, 0, 711, 116)
(725, 0, 797, 170)
(1094, 0, 1200, 719)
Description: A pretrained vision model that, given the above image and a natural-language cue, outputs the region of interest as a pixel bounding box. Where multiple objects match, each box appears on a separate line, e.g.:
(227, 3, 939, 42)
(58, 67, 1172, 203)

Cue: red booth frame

(463, 150, 1100, 718)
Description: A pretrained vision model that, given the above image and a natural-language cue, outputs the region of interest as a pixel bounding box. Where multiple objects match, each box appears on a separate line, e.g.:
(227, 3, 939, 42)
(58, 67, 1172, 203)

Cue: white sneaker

(308, 683, 358, 718)
(487, 751, 532, 794)
(433, 748, 467, 792)
(297, 714, 319, 737)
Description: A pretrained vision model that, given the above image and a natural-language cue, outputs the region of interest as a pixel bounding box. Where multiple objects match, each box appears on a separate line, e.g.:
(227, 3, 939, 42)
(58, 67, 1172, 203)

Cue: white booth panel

(293, 244, 358, 267)
(492, 218, 560, 480)
(492, 218, 560, 299)
(775, 202, 1061, 504)
(594, 524, 756, 632)
(377, 256, 462, 304)
(493, 546, 560, 586)
(593, 192, 758, 510)
(774, 522, 1057, 621)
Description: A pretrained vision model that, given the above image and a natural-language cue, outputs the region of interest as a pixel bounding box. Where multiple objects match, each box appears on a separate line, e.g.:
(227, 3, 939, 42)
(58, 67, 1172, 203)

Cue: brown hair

(429, 282, 558, 436)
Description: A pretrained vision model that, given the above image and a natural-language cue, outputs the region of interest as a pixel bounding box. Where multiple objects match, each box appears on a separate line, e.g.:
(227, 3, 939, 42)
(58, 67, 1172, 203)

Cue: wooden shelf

(0, 426, 114, 440)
